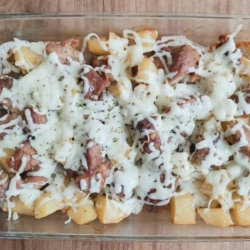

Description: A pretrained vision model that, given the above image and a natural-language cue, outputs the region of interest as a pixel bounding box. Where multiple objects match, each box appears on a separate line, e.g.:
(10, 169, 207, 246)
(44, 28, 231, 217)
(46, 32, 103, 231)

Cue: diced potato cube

(232, 202, 250, 226)
(170, 193, 196, 225)
(200, 182, 212, 195)
(34, 192, 63, 219)
(137, 28, 158, 52)
(108, 32, 128, 56)
(198, 208, 233, 227)
(12, 197, 35, 216)
(135, 58, 157, 84)
(87, 37, 109, 55)
(14, 47, 42, 73)
(95, 195, 129, 224)
(0, 148, 14, 173)
(67, 197, 97, 225)
(109, 82, 121, 97)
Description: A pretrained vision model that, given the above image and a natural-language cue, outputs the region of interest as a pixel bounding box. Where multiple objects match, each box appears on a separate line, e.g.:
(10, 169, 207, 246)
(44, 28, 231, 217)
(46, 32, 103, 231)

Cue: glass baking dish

(1, 12, 250, 241)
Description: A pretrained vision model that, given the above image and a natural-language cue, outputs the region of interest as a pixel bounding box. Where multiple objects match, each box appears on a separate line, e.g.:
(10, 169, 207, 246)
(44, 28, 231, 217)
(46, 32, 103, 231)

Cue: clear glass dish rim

(0, 11, 250, 242)
(0, 12, 249, 20)
(1, 231, 250, 242)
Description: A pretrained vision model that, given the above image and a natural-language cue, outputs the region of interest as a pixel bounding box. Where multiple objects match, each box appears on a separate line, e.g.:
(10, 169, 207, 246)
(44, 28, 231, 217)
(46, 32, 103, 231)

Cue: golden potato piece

(1, 197, 35, 216)
(109, 82, 121, 97)
(0, 148, 14, 173)
(200, 182, 212, 195)
(95, 195, 129, 224)
(67, 197, 97, 225)
(87, 37, 109, 55)
(14, 46, 42, 73)
(237, 42, 250, 59)
(12, 197, 35, 216)
(137, 28, 158, 52)
(34, 192, 63, 219)
(108, 32, 128, 56)
(135, 58, 157, 84)
(198, 208, 233, 227)
(170, 193, 196, 225)
(232, 202, 250, 226)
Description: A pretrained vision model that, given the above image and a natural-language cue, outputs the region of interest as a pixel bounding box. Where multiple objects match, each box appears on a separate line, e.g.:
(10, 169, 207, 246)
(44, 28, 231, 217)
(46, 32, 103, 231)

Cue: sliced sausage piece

(83, 68, 111, 100)
(46, 38, 81, 64)
(136, 118, 161, 154)
(75, 139, 110, 192)
(6, 142, 39, 173)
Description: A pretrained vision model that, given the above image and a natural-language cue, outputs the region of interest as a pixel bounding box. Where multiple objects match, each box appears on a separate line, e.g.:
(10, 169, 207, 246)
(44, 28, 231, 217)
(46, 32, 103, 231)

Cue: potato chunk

(67, 197, 97, 225)
(87, 37, 109, 55)
(14, 47, 42, 73)
(1, 197, 35, 216)
(34, 192, 63, 219)
(135, 58, 157, 84)
(198, 208, 233, 227)
(12, 197, 35, 216)
(232, 202, 250, 226)
(137, 28, 158, 52)
(170, 193, 196, 225)
(95, 195, 129, 224)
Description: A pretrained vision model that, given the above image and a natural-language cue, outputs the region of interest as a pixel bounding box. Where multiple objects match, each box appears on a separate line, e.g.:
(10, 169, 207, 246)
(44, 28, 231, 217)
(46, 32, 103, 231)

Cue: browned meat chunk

(153, 45, 200, 84)
(0, 101, 19, 139)
(0, 170, 10, 198)
(239, 127, 250, 158)
(0, 76, 13, 93)
(136, 118, 161, 154)
(25, 107, 47, 124)
(165, 95, 203, 114)
(230, 90, 250, 117)
(222, 121, 250, 159)
(190, 135, 209, 166)
(167, 45, 200, 84)
(190, 133, 221, 166)
(91, 56, 108, 68)
(153, 57, 165, 71)
(83, 69, 111, 100)
(190, 147, 209, 166)
(75, 139, 110, 192)
(90, 55, 115, 82)
(65, 169, 78, 179)
(210, 34, 230, 50)
(6, 142, 39, 173)
(23, 176, 47, 189)
(45, 38, 81, 64)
